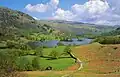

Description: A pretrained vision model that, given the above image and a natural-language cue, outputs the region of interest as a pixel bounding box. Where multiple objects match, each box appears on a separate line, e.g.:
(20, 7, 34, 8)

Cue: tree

(32, 57, 40, 70)
(62, 46, 77, 60)
(16, 57, 33, 71)
(63, 46, 72, 55)
(34, 47, 43, 57)
(0, 51, 27, 77)
(49, 50, 60, 59)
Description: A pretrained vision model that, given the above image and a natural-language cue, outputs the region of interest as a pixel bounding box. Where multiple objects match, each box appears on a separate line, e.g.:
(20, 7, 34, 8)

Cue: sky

(0, 0, 120, 25)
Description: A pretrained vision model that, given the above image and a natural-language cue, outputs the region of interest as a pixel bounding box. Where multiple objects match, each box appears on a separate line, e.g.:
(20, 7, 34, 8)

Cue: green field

(16, 46, 75, 71)
(25, 43, 120, 77)
(16, 55, 74, 71)
(43, 46, 69, 56)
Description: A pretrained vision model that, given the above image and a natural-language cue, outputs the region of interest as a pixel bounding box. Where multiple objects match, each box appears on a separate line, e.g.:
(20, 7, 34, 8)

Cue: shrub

(32, 57, 40, 70)
(94, 36, 120, 44)
(6, 40, 31, 50)
(16, 57, 33, 71)
(34, 47, 43, 57)
(0, 51, 27, 77)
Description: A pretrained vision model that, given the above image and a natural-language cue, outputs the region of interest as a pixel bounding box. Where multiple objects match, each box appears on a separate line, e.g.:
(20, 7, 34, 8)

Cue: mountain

(37, 20, 115, 35)
(0, 6, 116, 41)
(0, 7, 52, 41)
(101, 27, 120, 36)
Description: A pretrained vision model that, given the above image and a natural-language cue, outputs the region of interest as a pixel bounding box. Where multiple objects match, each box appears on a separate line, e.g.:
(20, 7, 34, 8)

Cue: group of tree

(94, 36, 120, 44)
(16, 57, 40, 71)
(48, 46, 74, 59)
(49, 50, 60, 59)
(101, 27, 120, 36)
(0, 50, 27, 77)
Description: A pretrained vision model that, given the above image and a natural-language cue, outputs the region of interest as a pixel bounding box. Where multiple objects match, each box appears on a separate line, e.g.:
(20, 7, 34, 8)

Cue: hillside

(101, 27, 120, 36)
(38, 20, 115, 35)
(25, 43, 120, 77)
(0, 6, 115, 41)
(73, 43, 120, 74)
(0, 7, 52, 41)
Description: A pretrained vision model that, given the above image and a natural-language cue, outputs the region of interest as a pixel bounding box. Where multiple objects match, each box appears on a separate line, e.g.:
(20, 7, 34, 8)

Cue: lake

(28, 38, 93, 48)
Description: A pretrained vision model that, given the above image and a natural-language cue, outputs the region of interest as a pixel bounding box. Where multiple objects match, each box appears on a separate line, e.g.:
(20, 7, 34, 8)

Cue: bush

(6, 40, 31, 50)
(0, 51, 27, 77)
(32, 57, 40, 70)
(16, 57, 33, 71)
(34, 47, 43, 57)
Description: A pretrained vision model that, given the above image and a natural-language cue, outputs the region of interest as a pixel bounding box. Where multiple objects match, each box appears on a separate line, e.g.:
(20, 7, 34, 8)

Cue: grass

(25, 71, 120, 77)
(24, 71, 73, 77)
(39, 57, 74, 70)
(16, 55, 74, 71)
(24, 43, 120, 77)
(73, 43, 120, 74)
(14, 46, 74, 71)
(43, 46, 67, 56)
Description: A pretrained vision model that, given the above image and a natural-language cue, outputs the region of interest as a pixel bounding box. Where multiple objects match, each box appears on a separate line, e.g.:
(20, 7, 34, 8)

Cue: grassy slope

(25, 43, 120, 77)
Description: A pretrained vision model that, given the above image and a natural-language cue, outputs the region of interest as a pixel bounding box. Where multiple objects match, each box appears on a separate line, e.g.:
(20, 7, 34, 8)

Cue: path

(61, 53, 83, 77)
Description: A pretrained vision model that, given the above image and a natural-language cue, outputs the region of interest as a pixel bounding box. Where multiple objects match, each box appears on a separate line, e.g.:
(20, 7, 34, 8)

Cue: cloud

(53, 0, 120, 25)
(25, 4, 48, 12)
(49, 0, 59, 9)
(25, 0, 120, 25)
(53, 0, 110, 23)
(108, 0, 120, 15)
(33, 17, 40, 20)
(53, 8, 75, 20)
(25, 0, 59, 12)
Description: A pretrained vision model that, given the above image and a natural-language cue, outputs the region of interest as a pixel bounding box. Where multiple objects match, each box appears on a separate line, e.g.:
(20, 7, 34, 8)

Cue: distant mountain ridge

(38, 20, 116, 35)
(0, 6, 117, 41)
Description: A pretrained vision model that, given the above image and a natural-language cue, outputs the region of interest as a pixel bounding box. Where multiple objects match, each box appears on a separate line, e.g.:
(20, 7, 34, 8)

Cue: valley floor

(24, 43, 120, 77)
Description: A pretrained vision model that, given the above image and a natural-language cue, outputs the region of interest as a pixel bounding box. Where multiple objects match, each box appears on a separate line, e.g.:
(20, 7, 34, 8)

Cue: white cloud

(53, 0, 109, 22)
(33, 17, 40, 20)
(53, 8, 75, 20)
(25, 0, 59, 12)
(49, 0, 59, 9)
(25, 4, 48, 12)
(53, 0, 120, 25)
(25, 0, 120, 25)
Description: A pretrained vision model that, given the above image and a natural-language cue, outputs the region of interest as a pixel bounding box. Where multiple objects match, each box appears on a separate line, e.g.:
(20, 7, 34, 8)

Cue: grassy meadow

(16, 46, 75, 71)
(24, 43, 120, 77)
